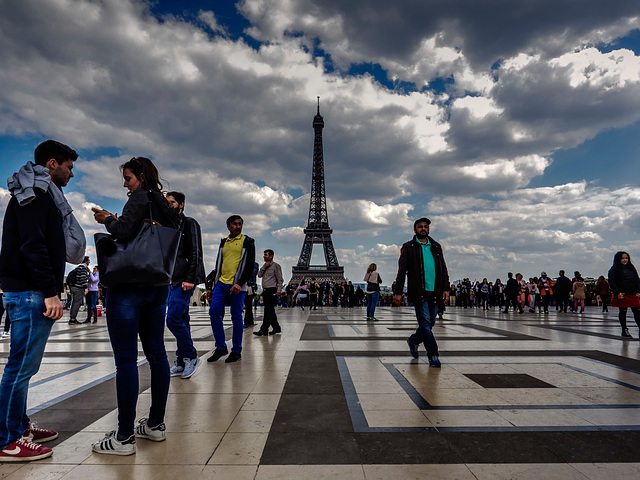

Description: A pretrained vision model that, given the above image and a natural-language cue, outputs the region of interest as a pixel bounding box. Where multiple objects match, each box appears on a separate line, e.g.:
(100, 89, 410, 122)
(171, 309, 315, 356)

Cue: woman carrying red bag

(608, 251, 640, 338)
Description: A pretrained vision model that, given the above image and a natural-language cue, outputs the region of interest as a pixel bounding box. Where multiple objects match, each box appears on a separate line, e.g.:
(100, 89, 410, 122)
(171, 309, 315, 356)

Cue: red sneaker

(24, 422, 58, 443)
(0, 437, 53, 462)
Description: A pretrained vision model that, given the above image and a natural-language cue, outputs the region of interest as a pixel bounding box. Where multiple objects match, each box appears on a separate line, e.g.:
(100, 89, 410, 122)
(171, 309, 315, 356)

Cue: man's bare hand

(44, 296, 63, 320)
(443, 291, 450, 304)
(182, 282, 194, 291)
(230, 284, 242, 294)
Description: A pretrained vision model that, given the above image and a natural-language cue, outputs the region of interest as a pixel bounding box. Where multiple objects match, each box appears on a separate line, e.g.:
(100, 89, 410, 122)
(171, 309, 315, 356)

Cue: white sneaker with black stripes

(91, 430, 136, 455)
(134, 418, 166, 442)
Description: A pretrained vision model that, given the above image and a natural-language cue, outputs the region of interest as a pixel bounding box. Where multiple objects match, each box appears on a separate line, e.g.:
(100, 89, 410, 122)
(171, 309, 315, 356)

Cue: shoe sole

(29, 433, 58, 443)
(181, 358, 201, 379)
(92, 446, 136, 455)
(135, 433, 166, 442)
(0, 449, 53, 462)
(170, 371, 183, 377)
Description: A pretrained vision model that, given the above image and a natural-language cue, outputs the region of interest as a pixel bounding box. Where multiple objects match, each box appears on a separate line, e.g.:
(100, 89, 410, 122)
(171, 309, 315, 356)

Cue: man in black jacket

(165, 192, 206, 379)
(503, 272, 522, 314)
(207, 215, 256, 363)
(394, 217, 449, 367)
(0, 140, 82, 462)
(555, 270, 572, 313)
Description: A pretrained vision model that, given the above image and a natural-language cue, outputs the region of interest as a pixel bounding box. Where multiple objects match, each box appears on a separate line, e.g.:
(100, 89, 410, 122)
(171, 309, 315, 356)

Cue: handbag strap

(146, 190, 157, 234)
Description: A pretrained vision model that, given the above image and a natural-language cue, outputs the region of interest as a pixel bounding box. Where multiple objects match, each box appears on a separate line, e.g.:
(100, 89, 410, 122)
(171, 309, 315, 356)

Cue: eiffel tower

(291, 99, 345, 285)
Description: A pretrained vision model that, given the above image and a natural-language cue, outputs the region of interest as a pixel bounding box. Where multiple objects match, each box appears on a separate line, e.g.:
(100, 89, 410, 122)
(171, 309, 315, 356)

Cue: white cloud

(272, 226, 305, 243)
(2, 0, 640, 287)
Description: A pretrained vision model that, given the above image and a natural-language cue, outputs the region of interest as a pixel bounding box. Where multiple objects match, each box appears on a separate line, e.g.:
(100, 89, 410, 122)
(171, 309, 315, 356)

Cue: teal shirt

(417, 238, 436, 292)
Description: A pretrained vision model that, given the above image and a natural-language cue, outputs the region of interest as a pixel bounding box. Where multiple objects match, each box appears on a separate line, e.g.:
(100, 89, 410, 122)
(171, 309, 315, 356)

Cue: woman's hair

(611, 251, 638, 277)
(366, 263, 377, 274)
(121, 157, 163, 193)
(596, 275, 605, 286)
(613, 251, 631, 266)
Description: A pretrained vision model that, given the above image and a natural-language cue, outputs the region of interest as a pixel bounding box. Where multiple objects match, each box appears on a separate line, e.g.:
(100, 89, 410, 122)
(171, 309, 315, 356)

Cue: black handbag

(94, 199, 180, 288)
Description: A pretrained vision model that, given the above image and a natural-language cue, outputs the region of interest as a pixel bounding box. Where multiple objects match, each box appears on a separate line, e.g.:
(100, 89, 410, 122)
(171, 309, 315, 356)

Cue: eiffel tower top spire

(291, 100, 345, 285)
(307, 97, 329, 229)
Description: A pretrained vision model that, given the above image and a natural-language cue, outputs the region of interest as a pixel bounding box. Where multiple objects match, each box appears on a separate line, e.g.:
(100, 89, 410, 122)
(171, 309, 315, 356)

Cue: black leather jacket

(394, 235, 450, 304)
(105, 189, 178, 240)
(172, 212, 206, 287)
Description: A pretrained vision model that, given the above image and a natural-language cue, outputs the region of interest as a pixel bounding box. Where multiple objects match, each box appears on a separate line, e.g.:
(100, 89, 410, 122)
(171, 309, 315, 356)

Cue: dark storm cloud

(242, 0, 640, 69)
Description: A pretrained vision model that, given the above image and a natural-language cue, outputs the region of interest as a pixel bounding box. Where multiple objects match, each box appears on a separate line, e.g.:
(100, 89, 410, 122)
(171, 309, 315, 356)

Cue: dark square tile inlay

(463, 373, 556, 389)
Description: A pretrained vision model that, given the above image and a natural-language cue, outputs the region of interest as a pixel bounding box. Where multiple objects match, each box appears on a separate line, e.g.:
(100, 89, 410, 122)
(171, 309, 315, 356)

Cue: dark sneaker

(92, 431, 136, 455)
(207, 349, 229, 362)
(225, 352, 242, 363)
(0, 437, 53, 462)
(24, 422, 58, 443)
(269, 327, 281, 335)
(622, 328, 633, 338)
(134, 418, 166, 442)
(429, 355, 442, 368)
(407, 339, 419, 359)
(253, 331, 268, 336)
(68, 319, 79, 325)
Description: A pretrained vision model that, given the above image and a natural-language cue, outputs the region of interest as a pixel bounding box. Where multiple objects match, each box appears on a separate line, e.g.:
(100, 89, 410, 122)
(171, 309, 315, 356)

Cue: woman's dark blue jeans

(105, 285, 170, 438)
(86, 290, 98, 321)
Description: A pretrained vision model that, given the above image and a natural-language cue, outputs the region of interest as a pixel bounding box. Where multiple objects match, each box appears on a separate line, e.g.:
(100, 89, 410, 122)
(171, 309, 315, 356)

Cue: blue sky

(2, 0, 640, 285)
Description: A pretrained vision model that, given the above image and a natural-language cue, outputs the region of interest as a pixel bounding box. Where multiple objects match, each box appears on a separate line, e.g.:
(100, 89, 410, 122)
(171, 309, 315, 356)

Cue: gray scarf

(7, 162, 86, 264)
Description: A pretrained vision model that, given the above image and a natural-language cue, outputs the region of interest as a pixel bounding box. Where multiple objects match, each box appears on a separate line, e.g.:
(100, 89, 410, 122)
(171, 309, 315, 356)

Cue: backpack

(66, 267, 79, 286)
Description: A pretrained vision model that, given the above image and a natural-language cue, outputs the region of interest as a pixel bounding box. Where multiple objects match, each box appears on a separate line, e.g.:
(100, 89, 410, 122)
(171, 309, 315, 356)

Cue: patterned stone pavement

(1, 304, 640, 479)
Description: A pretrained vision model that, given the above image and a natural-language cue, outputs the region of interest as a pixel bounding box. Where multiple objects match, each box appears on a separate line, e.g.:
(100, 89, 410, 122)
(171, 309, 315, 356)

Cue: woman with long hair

(516, 273, 527, 312)
(84, 266, 100, 324)
(296, 280, 308, 310)
(364, 263, 382, 321)
(91, 157, 178, 455)
(608, 251, 640, 338)
(479, 278, 490, 310)
(595, 275, 610, 313)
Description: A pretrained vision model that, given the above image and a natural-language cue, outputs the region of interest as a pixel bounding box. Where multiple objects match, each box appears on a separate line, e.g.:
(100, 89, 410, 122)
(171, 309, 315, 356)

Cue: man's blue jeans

(209, 282, 245, 354)
(105, 286, 170, 437)
(166, 285, 197, 362)
(408, 293, 439, 358)
(0, 291, 54, 450)
(366, 291, 380, 318)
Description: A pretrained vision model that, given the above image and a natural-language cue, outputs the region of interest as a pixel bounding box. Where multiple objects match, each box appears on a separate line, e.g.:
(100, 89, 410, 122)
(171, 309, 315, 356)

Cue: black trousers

(244, 294, 254, 326)
(504, 295, 521, 312)
(259, 287, 280, 333)
(557, 294, 570, 312)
